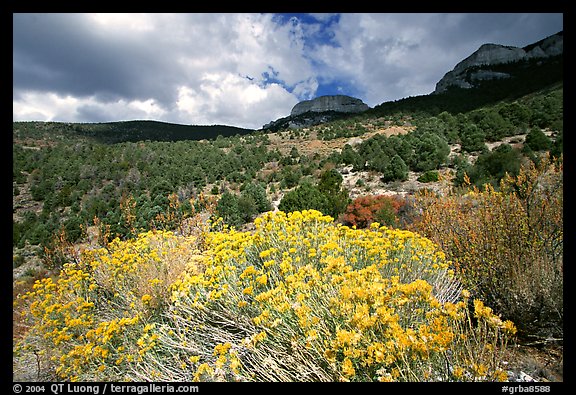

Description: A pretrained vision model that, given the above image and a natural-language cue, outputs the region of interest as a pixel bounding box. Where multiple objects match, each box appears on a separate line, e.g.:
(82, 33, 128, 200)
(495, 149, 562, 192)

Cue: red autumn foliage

(342, 194, 405, 228)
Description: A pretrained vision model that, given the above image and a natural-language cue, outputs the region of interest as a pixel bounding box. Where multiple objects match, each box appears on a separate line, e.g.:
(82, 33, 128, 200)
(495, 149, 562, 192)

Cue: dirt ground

(504, 342, 563, 382)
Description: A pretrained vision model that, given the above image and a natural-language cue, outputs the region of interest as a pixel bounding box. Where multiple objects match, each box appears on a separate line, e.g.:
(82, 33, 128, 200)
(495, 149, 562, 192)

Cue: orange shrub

(411, 154, 563, 339)
(342, 195, 405, 228)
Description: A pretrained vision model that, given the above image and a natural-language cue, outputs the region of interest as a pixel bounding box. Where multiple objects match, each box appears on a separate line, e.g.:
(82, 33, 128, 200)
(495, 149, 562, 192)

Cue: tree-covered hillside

(13, 80, 563, 383)
(13, 84, 563, 257)
(369, 54, 562, 117)
(14, 120, 255, 144)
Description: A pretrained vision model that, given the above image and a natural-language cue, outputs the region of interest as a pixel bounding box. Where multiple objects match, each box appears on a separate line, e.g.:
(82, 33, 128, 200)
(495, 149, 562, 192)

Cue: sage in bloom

(16, 211, 516, 382)
(162, 210, 515, 382)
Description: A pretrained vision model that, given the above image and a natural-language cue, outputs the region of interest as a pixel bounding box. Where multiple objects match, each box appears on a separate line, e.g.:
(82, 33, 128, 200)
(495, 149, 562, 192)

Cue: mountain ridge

(13, 119, 255, 144)
(14, 31, 563, 142)
(262, 30, 562, 132)
(434, 31, 563, 94)
(291, 95, 370, 116)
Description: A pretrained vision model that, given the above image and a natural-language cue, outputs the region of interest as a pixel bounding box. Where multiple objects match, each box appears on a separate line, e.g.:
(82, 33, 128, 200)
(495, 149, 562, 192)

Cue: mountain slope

(369, 54, 562, 118)
(434, 31, 563, 94)
(13, 120, 255, 144)
(263, 31, 563, 129)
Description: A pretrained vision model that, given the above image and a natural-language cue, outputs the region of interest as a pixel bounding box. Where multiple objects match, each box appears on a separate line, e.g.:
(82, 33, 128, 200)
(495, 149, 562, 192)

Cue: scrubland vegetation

(13, 85, 562, 382)
(16, 210, 520, 381)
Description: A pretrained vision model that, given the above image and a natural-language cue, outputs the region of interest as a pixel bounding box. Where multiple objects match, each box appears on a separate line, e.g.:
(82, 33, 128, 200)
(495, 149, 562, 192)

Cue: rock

(507, 370, 537, 382)
(519, 371, 536, 382)
(470, 69, 511, 82)
(525, 32, 563, 58)
(346, 137, 364, 146)
(434, 31, 563, 94)
(290, 95, 370, 117)
(455, 44, 527, 73)
(262, 95, 370, 131)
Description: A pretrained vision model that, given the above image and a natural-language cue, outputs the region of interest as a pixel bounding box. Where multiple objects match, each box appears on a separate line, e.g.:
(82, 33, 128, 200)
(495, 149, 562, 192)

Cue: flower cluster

(16, 211, 516, 382)
(15, 230, 199, 381)
(151, 210, 515, 381)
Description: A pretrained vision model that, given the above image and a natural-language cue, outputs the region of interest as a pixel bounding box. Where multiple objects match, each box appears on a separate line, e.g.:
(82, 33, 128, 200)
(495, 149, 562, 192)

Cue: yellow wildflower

(341, 358, 355, 377)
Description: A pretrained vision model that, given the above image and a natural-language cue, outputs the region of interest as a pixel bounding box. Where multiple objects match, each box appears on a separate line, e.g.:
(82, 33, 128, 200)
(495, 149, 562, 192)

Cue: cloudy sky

(13, 13, 563, 129)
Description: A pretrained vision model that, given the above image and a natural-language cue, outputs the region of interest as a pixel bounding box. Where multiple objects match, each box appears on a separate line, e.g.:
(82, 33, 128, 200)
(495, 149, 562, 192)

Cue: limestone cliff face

(434, 31, 563, 94)
(262, 95, 370, 131)
(290, 95, 369, 117)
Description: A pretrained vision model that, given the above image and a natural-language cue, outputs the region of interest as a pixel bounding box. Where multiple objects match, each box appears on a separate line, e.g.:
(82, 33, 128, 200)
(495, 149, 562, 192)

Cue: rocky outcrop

(290, 95, 369, 116)
(434, 31, 563, 94)
(262, 95, 370, 131)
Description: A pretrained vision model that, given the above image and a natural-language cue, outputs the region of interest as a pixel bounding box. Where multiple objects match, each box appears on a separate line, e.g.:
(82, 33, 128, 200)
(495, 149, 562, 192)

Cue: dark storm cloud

(75, 104, 114, 123)
(13, 13, 183, 106)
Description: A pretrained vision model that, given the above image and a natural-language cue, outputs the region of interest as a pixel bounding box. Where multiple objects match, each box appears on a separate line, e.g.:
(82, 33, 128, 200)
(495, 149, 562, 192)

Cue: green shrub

(524, 128, 552, 152)
(417, 171, 439, 183)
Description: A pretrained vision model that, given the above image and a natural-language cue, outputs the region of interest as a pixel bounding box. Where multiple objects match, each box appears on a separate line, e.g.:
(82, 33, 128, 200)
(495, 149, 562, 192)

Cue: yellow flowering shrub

(15, 230, 200, 381)
(142, 210, 516, 382)
(16, 211, 516, 382)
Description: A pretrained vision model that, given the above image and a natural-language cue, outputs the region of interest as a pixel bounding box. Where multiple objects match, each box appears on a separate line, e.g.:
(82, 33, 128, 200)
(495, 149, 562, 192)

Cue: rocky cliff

(262, 95, 370, 131)
(434, 31, 563, 94)
(290, 95, 369, 116)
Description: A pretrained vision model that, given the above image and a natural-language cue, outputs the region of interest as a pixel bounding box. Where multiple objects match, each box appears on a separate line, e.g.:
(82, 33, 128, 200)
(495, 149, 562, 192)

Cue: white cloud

(175, 72, 298, 129)
(157, 13, 317, 98)
(13, 92, 81, 121)
(88, 13, 158, 32)
(13, 13, 313, 128)
(13, 76, 297, 130)
(13, 91, 170, 123)
(292, 14, 464, 105)
(13, 13, 563, 127)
